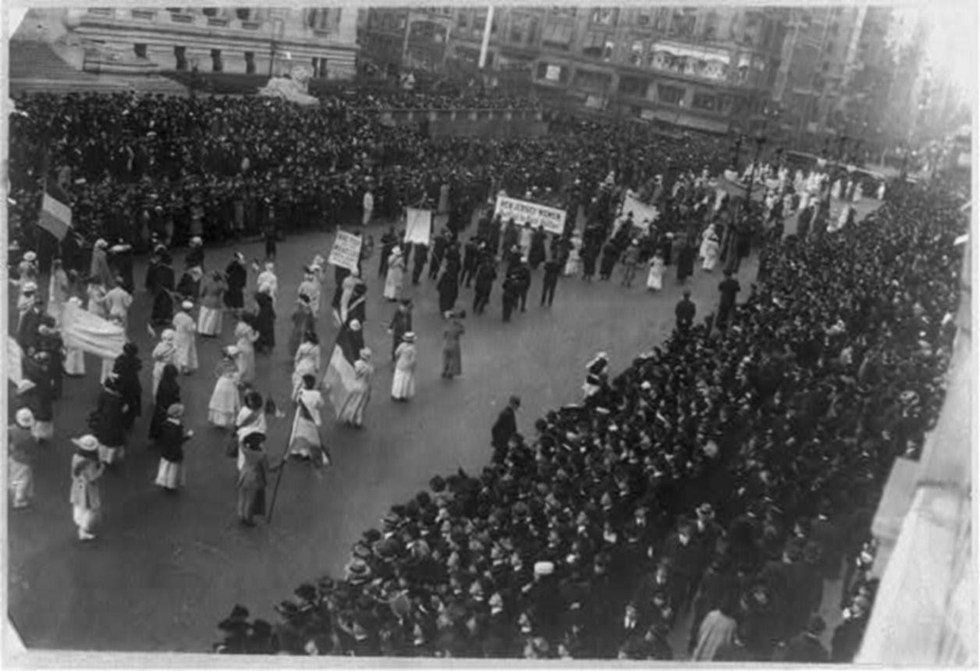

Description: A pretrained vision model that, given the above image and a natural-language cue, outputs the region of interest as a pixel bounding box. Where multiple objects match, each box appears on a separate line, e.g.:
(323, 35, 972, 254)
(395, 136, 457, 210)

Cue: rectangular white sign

(493, 196, 567, 234)
(328, 231, 363, 271)
(404, 208, 433, 245)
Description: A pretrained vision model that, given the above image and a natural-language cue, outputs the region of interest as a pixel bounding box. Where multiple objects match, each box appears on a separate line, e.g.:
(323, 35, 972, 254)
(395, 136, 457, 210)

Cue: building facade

(16, 7, 359, 80)
(361, 6, 790, 134)
(773, 5, 897, 158)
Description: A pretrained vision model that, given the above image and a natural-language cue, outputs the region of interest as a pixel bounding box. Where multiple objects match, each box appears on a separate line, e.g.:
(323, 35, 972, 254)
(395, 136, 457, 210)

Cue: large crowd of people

(6, 84, 961, 660)
(8, 90, 735, 260)
(211, 183, 965, 659)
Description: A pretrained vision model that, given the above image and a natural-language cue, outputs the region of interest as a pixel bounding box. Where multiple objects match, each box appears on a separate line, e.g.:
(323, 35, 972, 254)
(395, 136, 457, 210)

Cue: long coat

(224, 260, 247, 309)
(93, 388, 127, 447)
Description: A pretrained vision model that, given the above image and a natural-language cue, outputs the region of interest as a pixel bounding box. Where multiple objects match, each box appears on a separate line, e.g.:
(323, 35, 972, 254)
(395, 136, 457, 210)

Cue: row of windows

(131, 44, 331, 76)
(536, 61, 751, 113)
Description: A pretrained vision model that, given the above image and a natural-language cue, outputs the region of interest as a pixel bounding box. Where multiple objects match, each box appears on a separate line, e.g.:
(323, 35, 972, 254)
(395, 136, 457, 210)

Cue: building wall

(45, 7, 358, 78)
(361, 6, 789, 134)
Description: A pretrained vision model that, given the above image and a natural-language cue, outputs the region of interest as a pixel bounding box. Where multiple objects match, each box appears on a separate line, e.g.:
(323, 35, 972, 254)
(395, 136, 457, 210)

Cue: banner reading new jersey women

(493, 196, 566, 234)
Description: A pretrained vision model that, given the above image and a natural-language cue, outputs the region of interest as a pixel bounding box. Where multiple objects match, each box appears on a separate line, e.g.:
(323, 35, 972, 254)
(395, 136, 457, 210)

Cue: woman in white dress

(234, 320, 258, 387)
(69, 434, 105, 541)
(63, 297, 86, 376)
(563, 236, 583, 277)
(646, 252, 665, 292)
(208, 347, 241, 428)
(383, 247, 406, 301)
(292, 331, 321, 397)
(289, 374, 329, 466)
(47, 258, 70, 326)
(151, 329, 177, 396)
(391, 332, 418, 402)
(699, 225, 721, 272)
(197, 270, 226, 337)
(235, 389, 268, 472)
(86, 278, 107, 318)
(338, 348, 374, 428)
(172, 301, 198, 374)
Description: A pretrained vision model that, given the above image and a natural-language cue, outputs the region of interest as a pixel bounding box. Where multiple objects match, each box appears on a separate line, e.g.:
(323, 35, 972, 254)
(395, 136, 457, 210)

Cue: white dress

(234, 322, 258, 385)
(391, 343, 417, 400)
(292, 342, 321, 396)
(46, 270, 69, 326)
(384, 254, 406, 300)
(646, 255, 665, 291)
(64, 297, 87, 376)
(172, 311, 198, 373)
(289, 387, 325, 460)
(235, 407, 268, 471)
(208, 367, 241, 427)
(700, 235, 720, 271)
(563, 238, 582, 277)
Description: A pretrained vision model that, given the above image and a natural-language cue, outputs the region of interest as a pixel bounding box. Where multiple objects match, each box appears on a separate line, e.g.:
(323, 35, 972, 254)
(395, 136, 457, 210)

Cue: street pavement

(7, 197, 880, 653)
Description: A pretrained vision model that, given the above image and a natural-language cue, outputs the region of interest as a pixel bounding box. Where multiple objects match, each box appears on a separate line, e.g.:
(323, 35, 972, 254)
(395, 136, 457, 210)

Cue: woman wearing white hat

(70, 435, 105, 540)
(172, 300, 198, 374)
(208, 347, 241, 428)
(391, 332, 418, 402)
(383, 246, 406, 301)
(8, 408, 37, 509)
(151, 329, 177, 395)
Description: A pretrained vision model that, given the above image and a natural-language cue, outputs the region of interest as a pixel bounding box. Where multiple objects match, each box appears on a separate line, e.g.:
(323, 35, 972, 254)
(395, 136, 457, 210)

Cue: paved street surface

(8, 198, 880, 653)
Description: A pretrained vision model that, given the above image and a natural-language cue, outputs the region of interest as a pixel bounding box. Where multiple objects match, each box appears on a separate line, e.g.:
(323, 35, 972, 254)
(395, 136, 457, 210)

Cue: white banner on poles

(328, 231, 363, 271)
(405, 208, 433, 245)
(615, 192, 659, 233)
(493, 196, 566, 234)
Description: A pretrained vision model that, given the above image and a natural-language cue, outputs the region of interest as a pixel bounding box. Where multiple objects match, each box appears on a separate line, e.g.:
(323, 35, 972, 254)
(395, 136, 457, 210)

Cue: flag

(321, 323, 362, 415)
(38, 190, 72, 241)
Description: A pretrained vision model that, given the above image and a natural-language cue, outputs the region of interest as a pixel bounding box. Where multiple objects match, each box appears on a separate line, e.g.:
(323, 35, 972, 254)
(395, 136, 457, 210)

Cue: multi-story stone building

(362, 6, 790, 134)
(14, 7, 359, 80)
(773, 5, 897, 156)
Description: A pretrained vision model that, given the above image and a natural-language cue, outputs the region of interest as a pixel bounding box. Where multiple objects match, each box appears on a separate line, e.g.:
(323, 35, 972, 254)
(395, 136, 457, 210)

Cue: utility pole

(478, 6, 494, 69)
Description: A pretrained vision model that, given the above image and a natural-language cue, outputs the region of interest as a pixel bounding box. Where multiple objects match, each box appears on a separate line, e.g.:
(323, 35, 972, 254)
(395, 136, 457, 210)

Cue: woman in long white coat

(699, 225, 721, 272)
(63, 297, 86, 376)
(47, 258, 70, 326)
(172, 301, 198, 374)
(69, 434, 105, 541)
(208, 347, 241, 428)
(234, 320, 258, 386)
(383, 247, 406, 301)
(646, 252, 665, 292)
(151, 329, 177, 395)
(289, 374, 329, 466)
(391, 332, 418, 402)
(563, 235, 583, 277)
(291, 331, 322, 397)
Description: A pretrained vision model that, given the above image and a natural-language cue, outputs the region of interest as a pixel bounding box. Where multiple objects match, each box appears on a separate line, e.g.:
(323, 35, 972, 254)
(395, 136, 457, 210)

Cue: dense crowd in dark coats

(8, 91, 733, 262)
(215, 184, 965, 659)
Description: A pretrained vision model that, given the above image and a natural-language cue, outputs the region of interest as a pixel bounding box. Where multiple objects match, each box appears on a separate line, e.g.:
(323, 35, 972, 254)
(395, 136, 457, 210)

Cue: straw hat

(402, 332, 416, 343)
(14, 408, 34, 428)
(72, 434, 100, 453)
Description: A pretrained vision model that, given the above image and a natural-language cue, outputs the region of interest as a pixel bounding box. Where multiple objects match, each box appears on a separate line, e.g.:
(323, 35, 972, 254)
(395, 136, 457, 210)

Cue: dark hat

(294, 583, 317, 602)
(242, 432, 266, 450)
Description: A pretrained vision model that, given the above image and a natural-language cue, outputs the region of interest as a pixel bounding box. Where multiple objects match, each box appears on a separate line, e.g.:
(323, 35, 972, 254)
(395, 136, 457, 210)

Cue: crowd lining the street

(5, 88, 962, 660)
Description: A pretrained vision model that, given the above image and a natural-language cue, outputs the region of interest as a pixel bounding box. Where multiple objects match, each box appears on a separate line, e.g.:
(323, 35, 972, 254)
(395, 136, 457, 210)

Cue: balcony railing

(131, 9, 156, 20)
